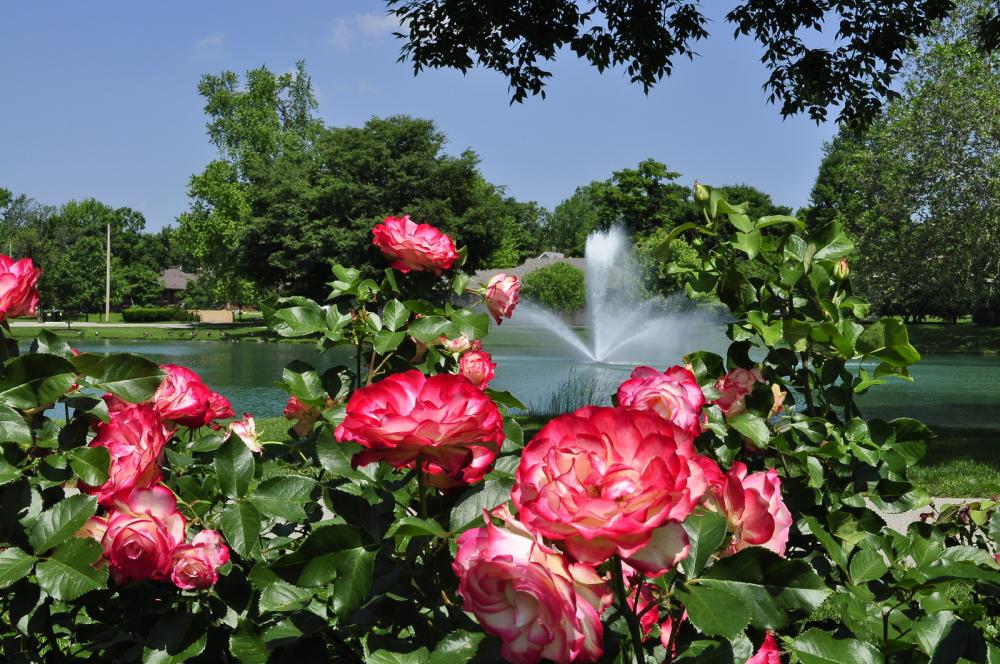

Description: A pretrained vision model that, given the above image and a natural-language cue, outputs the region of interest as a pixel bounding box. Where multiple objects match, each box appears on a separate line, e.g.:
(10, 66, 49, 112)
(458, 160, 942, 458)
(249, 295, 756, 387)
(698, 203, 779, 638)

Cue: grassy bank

(256, 416, 998, 498)
(908, 322, 1000, 355)
(9, 323, 283, 343)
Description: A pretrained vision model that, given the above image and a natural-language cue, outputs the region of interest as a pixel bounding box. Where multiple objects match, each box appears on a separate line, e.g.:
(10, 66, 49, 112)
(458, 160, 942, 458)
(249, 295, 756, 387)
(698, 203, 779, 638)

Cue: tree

(807, 0, 1000, 320)
(239, 115, 542, 297)
(521, 262, 586, 311)
(543, 185, 601, 256)
(386, 0, 1000, 123)
(176, 61, 321, 299)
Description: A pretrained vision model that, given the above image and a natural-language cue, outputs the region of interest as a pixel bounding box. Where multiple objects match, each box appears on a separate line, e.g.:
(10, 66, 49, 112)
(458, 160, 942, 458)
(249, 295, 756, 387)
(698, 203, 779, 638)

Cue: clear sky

(0, 1, 839, 231)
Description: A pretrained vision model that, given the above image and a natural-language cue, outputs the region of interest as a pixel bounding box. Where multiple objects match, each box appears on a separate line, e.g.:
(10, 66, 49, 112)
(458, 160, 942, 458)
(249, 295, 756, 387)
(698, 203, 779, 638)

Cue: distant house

(471, 253, 586, 285)
(159, 268, 196, 305)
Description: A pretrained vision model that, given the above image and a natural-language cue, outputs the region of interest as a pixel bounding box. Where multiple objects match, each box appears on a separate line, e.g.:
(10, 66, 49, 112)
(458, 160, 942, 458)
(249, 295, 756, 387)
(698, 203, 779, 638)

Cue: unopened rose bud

(833, 258, 849, 281)
(694, 181, 710, 203)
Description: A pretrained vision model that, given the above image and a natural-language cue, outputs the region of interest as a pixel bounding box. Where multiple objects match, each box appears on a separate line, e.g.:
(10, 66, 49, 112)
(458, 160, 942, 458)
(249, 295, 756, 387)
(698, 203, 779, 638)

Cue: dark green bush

(972, 298, 1000, 326)
(120, 306, 192, 323)
(521, 262, 585, 312)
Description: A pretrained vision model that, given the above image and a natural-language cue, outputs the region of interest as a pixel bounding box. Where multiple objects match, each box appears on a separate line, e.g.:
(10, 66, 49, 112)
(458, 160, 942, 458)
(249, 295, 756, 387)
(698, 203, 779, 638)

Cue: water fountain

(515, 227, 722, 365)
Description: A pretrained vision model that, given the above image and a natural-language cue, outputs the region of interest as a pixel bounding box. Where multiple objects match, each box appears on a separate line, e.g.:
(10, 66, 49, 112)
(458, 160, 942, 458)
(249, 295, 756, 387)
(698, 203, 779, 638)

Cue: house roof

(159, 268, 195, 290)
(470, 254, 585, 284)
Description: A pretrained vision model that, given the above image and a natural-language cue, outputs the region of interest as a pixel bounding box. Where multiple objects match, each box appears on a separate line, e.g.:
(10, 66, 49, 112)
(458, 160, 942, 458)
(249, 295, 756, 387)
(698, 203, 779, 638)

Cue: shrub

(521, 261, 585, 311)
(972, 298, 1000, 326)
(121, 306, 192, 323)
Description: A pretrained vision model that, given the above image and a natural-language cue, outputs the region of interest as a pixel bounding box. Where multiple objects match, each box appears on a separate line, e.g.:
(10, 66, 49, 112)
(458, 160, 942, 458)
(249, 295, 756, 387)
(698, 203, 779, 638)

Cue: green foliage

(387, 0, 981, 123)
(120, 306, 193, 323)
(521, 262, 586, 312)
(808, 1, 1000, 321)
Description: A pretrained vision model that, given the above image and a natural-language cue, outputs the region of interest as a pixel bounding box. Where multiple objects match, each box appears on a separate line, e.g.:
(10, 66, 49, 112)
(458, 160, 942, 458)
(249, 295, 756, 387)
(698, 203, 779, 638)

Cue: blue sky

(0, 1, 839, 231)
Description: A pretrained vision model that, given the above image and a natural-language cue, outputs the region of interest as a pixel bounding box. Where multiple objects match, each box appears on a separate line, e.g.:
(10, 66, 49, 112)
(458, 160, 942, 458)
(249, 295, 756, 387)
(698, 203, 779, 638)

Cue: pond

(63, 330, 1000, 430)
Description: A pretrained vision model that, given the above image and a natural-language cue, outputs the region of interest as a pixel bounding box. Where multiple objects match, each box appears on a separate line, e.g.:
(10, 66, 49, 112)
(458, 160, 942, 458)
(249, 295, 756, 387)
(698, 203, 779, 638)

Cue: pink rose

(335, 371, 504, 487)
(230, 413, 261, 453)
(747, 632, 782, 664)
(204, 391, 234, 427)
(171, 529, 230, 590)
(438, 334, 472, 353)
(153, 364, 213, 428)
(82, 486, 186, 583)
(283, 395, 321, 438)
(616, 366, 705, 435)
(81, 403, 172, 506)
(485, 273, 520, 324)
(372, 215, 458, 274)
(713, 367, 764, 416)
(706, 462, 792, 557)
(512, 406, 715, 572)
(459, 348, 496, 390)
(453, 508, 610, 664)
(0, 255, 41, 321)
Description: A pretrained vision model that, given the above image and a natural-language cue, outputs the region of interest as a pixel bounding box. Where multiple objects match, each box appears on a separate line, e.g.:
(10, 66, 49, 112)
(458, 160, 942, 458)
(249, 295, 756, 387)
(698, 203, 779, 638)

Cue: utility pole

(105, 223, 111, 323)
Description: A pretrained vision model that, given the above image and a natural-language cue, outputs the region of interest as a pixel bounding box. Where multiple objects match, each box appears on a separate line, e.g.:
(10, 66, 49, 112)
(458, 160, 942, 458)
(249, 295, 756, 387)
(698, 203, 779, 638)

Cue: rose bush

(2, 191, 999, 664)
(0, 255, 41, 322)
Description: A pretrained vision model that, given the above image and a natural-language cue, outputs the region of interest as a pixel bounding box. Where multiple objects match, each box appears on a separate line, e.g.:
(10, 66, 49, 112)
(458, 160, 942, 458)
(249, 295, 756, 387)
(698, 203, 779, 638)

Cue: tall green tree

(808, 0, 1000, 320)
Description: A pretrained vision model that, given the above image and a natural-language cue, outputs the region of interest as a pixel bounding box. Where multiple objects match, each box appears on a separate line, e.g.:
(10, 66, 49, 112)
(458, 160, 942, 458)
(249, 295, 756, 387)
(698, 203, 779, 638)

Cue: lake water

(63, 329, 1000, 430)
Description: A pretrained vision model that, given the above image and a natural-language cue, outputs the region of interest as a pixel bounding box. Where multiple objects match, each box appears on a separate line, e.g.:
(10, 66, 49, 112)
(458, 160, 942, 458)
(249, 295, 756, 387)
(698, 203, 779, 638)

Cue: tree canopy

(807, 0, 1000, 321)
(386, 0, 1000, 123)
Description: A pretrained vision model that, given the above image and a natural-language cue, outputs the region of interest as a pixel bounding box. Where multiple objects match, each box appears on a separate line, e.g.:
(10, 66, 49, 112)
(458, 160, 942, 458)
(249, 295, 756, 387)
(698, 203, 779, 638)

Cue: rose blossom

(512, 406, 716, 573)
(153, 364, 213, 427)
(705, 462, 792, 556)
(81, 403, 172, 506)
(453, 507, 610, 664)
(747, 633, 782, 664)
(283, 395, 321, 438)
(372, 215, 458, 274)
(230, 414, 262, 453)
(438, 334, 472, 353)
(204, 390, 234, 427)
(459, 347, 496, 390)
(616, 365, 705, 435)
(335, 370, 504, 487)
(171, 529, 230, 590)
(80, 486, 186, 583)
(484, 273, 519, 324)
(0, 254, 41, 322)
(713, 367, 764, 416)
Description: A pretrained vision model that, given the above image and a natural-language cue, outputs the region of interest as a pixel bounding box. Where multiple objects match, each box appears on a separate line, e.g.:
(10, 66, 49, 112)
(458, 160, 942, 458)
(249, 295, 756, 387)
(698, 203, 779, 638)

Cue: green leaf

(67, 446, 110, 486)
(368, 649, 430, 664)
(485, 389, 526, 410)
(450, 310, 490, 340)
(849, 548, 888, 584)
(249, 476, 316, 521)
(259, 580, 313, 613)
(733, 230, 762, 259)
(408, 315, 459, 343)
(812, 222, 855, 261)
(698, 548, 831, 630)
(450, 478, 513, 533)
(216, 435, 255, 500)
(34, 537, 107, 601)
(756, 214, 805, 231)
(802, 516, 847, 570)
(373, 330, 406, 354)
(0, 403, 31, 445)
(427, 631, 485, 664)
(382, 300, 409, 331)
(0, 457, 22, 485)
(30, 330, 74, 358)
(385, 516, 448, 540)
(282, 361, 326, 402)
(221, 502, 261, 559)
(681, 510, 728, 578)
(269, 297, 326, 337)
(0, 353, 76, 409)
(229, 625, 270, 664)
(144, 613, 209, 663)
(332, 547, 375, 620)
(728, 412, 770, 449)
(678, 585, 751, 639)
(27, 494, 98, 553)
(72, 352, 164, 403)
(787, 628, 884, 664)
(0, 547, 35, 589)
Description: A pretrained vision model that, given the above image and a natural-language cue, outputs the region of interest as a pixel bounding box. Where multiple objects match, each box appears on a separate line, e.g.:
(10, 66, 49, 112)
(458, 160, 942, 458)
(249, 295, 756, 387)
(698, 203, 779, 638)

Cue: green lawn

(908, 322, 1000, 355)
(9, 323, 282, 343)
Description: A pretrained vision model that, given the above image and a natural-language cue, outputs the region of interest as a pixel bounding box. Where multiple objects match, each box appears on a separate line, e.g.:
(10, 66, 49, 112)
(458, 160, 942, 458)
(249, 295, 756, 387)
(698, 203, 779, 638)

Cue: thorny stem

(610, 556, 646, 664)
